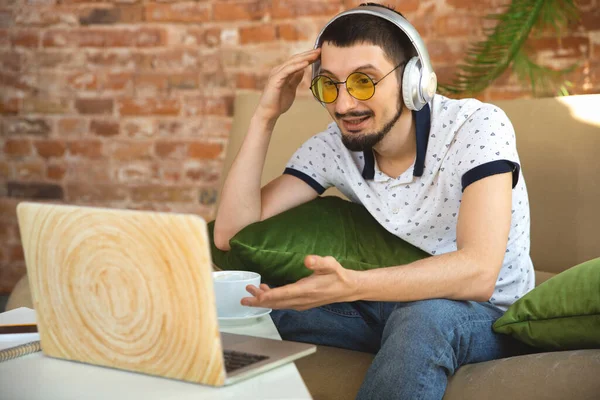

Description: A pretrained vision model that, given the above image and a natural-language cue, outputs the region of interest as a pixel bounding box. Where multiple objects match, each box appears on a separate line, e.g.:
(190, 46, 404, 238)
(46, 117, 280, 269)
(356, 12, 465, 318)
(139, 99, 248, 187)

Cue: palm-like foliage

(438, 0, 580, 97)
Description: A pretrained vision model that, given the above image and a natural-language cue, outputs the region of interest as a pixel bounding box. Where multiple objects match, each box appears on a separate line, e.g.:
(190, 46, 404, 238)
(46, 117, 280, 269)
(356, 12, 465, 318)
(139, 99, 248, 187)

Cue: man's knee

(383, 299, 487, 343)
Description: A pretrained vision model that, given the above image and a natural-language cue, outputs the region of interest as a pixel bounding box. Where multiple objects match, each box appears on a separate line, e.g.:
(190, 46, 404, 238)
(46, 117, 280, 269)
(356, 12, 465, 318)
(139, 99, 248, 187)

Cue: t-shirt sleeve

(453, 105, 521, 192)
(283, 132, 337, 195)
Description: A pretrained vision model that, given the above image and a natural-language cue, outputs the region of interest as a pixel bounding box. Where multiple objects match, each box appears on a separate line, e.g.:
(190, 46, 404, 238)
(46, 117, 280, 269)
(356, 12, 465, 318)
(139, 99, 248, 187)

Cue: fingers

(269, 49, 320, 82)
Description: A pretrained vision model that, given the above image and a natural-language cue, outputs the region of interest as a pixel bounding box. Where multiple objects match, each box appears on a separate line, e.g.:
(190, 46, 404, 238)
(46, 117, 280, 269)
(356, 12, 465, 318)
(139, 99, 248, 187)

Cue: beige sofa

(7, 93, 600, 399)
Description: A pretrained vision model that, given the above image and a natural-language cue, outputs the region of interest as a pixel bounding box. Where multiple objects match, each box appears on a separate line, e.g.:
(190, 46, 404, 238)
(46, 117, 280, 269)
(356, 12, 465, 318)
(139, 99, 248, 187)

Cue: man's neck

(372, 110, 416, 178)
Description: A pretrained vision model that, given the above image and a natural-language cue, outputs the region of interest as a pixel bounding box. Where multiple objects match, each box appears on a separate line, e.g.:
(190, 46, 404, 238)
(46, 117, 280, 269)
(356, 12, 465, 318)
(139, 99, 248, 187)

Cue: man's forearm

(352, 249, 497, 303)
(214, 114, 276, 250)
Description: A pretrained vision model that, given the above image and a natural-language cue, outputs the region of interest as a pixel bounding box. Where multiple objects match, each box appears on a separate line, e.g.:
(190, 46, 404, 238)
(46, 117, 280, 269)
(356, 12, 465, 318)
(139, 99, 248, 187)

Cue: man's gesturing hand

(255, 49, 321, 123)
(241, 255, 360, 311)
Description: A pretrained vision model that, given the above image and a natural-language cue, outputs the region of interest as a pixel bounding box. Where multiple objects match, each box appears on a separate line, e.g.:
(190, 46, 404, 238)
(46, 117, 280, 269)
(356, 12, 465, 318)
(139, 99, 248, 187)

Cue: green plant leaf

(437, 0, 580, 97)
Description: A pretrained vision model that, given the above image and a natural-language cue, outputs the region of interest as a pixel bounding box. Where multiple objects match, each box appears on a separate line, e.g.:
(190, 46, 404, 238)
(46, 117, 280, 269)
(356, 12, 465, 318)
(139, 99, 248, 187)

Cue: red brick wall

(0, 0, 598, 294)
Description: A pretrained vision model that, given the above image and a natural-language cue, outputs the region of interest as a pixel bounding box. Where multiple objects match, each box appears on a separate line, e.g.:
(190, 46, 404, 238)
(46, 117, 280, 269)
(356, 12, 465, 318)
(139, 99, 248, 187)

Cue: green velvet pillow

(207, 196, 430, 286)
(493, 257, 600, 350)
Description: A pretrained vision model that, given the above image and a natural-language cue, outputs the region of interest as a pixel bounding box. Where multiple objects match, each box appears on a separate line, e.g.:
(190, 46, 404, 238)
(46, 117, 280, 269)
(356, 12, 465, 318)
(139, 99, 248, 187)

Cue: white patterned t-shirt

(283, 94, 535, 310)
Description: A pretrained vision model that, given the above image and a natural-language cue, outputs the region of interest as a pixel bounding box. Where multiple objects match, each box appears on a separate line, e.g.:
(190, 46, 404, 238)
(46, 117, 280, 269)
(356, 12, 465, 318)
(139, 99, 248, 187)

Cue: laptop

(16, 201, 316, 387)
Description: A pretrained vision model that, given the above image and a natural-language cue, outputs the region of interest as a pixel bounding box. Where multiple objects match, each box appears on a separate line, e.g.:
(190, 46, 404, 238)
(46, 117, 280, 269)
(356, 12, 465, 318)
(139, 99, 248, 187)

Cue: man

(214, 3, 535, 399)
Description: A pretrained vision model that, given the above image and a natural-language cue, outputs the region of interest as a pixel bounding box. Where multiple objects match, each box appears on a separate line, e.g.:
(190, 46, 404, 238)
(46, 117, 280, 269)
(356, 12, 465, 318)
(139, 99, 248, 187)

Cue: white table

(0, 308, 313, 400)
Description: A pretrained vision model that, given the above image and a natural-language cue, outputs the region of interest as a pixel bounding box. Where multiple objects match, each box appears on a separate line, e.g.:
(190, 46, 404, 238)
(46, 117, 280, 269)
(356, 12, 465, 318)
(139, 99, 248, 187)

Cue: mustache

(335, 111, 373, 119)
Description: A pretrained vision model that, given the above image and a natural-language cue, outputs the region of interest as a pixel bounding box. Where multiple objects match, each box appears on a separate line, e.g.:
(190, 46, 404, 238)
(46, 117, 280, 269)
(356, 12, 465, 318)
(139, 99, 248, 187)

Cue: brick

(240, 25, 277, 44)
(5, 139, 32, 156)
(67, 72, 98, 90)
(272, 0, 340, 19)
(160, 163, 182, 184)
(23, 97, 71, 114)
(277, 23, 309, 41)
(199, 187, 218, 206)
(109, 141, 153, 160)
(343, 0, 419, 13)
(183, 95, 234, 117)
(167, 72, 199, 90)
(424, 39, 453, 65)
(13, 6, 78, 28)
(580, 6, 600, 31)
(6, 181, 64, 199)
(115, 162, 159, 184)
(0, 264, 27, 295)
(183, 27, 221, 48)
(0, 50, 28, 73)
(10, 29, 40, 48)
(34, 140, 67, 158)
(38, 49, 86, 69)
(131, 186, 196, 203)
(236, 72, 268, 89)
(47, 163, 67, 181)
(0, 97, 20, 115)
(78, 29, 133, 47)
(184, 161, 221, 184)
(188, 142, 224, 160)
(44, 28, 167, 48)
(444, 0, 495, 9)
(57, 118, 87, 137)
(154, 140, 187, 158)
(0, 29, 8, 46)
(0, 198, 19, 218)
(135, 72, 199, 92)
(43, 30, 78, 47)
(432, 14, 482, 37)
(117, 97, 180, 116)
(86, 51, 136, 70)
(14, 160, 45, 180)
(213, 1, 270, 22)
(134, 48, 201, 71)
(3, 118, 52, 136)
(79, 5, 144, 25)
(0, 223, 16, 243)
(0, 10, 13, 29)
(102, 72, 134, 91)
(122, 119, 157, 138)
(0, 161, 9, 179)
(529, 36, 590, 58)
(66, 183, 128, 202)
(0, 71, 35, 91)
(145, 2, 211, 23)
(68, 141, 104, 158)
(67, 161, 111, 183)
(8, 245, 24, 262)
(90, 119, 119, 137)
(75, 98, 113, 115)
(134, 72, 168, 92)
(186, 117, 232, 139)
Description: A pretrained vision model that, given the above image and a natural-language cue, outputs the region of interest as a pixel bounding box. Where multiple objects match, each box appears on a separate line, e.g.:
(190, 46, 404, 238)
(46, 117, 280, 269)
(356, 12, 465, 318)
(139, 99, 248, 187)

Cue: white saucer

(218, 308, 272, 326)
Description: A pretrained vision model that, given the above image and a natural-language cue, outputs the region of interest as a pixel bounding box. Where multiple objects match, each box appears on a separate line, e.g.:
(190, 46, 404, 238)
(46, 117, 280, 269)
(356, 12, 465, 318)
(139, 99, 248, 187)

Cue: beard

(337, 99, 403, 152)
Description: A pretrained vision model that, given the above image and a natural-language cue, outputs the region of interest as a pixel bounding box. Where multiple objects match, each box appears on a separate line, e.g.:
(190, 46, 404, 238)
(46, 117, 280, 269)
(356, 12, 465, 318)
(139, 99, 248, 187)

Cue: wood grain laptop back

(16, 202, 227, 386)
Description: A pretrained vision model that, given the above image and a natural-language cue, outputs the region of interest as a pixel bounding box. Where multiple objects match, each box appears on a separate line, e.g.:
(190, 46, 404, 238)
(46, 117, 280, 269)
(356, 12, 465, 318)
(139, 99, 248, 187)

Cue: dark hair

(318, 3, 417, 81)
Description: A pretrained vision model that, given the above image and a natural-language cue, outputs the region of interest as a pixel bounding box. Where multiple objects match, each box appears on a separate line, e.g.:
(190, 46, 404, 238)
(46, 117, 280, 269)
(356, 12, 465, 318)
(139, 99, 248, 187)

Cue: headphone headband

(311, 6, 437, 111)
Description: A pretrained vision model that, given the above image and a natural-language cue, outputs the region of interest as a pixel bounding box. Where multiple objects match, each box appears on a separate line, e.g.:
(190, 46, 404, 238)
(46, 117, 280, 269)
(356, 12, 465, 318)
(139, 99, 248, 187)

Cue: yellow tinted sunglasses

(310, 62, 404, 104)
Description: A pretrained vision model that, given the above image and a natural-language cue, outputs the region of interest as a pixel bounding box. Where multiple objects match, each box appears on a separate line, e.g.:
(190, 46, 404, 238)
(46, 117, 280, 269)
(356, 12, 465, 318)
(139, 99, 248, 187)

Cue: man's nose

(334, 84, 359, 114)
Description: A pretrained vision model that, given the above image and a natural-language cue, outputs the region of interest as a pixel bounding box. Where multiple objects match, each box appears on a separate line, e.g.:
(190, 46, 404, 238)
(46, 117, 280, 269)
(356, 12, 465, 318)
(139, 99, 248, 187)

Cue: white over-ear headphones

(312, 5, 437, 111)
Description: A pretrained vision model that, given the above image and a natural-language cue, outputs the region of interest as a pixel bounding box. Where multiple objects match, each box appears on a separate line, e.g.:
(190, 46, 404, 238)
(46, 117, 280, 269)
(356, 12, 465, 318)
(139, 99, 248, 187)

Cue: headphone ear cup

(402, 57, 423, 111)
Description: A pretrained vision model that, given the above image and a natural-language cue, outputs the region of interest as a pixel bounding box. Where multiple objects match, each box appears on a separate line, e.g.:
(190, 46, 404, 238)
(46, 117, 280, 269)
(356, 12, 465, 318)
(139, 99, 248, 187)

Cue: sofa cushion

(208, 196, 430, 286)
(493, 257, 600, 350)
(295, 344, 600, 400)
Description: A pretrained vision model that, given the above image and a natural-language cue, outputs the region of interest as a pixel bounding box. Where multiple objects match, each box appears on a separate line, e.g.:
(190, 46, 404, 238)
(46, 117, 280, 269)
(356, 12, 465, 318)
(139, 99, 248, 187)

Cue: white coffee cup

(212, 271, 261, 318)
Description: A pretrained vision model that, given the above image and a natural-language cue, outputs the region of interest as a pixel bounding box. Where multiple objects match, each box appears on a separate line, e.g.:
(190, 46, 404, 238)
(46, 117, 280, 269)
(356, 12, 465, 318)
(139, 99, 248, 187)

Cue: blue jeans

(271, 299, 535, 400)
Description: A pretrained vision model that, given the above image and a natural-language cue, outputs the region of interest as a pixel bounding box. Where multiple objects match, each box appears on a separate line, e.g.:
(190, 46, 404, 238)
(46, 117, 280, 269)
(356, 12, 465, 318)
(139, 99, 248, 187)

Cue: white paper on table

(0, 307, 39, 351)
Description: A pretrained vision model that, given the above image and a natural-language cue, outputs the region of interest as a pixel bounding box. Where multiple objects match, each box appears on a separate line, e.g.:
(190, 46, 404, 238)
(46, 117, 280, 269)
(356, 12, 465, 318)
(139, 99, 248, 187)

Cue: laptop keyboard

(223, 350, 270, 373)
